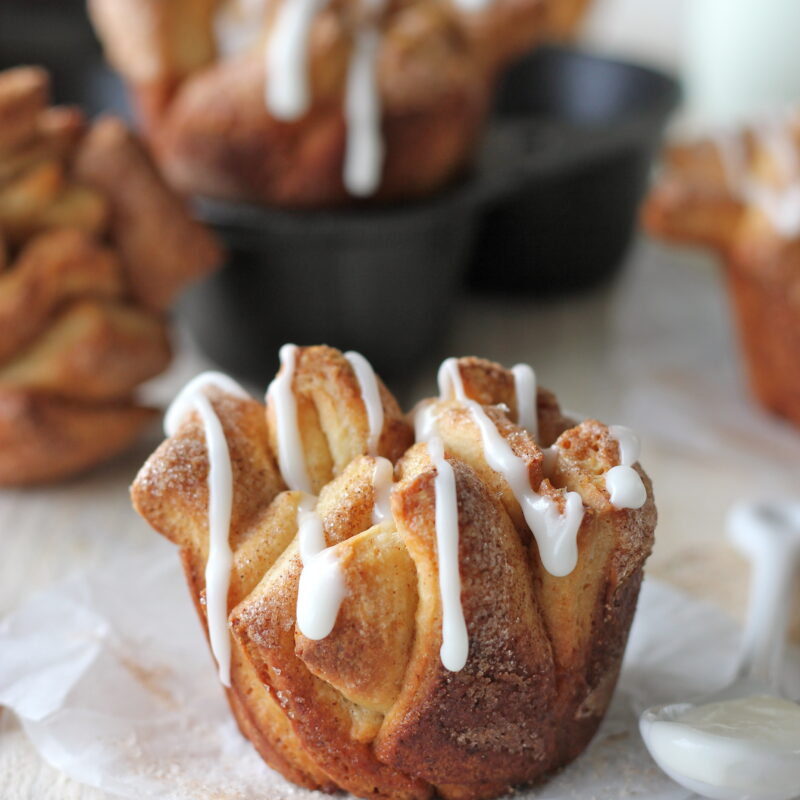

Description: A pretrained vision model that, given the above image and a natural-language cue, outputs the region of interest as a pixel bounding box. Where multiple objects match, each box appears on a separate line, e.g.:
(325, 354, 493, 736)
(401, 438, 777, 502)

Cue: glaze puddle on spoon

(640, 499, 800, 800)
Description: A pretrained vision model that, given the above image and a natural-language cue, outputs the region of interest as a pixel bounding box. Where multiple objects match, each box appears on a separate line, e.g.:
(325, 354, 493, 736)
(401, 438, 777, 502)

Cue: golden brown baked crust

(643, 121, 800, 427)
(89, 0, 550, 207)
(0, 65, 222, 485)
(0, 389, 158, 486)
(132, 348, 656, 799)
(73, 116, 222, 311)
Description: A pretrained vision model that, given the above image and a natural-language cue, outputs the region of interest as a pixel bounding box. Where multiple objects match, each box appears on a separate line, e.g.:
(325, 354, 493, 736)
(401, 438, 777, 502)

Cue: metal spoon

(639, 499, 800, 800)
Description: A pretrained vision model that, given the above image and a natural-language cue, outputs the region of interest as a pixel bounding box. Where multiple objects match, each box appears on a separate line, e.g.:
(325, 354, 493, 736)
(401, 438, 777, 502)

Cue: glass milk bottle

(684, 0, 800, 127)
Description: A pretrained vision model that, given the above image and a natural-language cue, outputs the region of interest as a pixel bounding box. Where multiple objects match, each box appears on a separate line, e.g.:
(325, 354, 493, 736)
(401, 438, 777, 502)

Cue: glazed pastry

(89, 0, 552, 207)
(643, 111, 800, 427)
(132, 345, 656, 799)
(543, 0, 594, 39)
(0, 66, 222, 485)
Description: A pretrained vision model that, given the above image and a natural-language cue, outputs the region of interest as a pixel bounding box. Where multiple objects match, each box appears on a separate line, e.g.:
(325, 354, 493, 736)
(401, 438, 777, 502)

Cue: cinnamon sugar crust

(89, 0, 551, 206)
(0, 65, 223, 484)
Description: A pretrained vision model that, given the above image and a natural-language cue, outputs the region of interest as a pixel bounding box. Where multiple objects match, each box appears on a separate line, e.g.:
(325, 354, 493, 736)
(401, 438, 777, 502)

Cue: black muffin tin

(184, 46, 679, 381)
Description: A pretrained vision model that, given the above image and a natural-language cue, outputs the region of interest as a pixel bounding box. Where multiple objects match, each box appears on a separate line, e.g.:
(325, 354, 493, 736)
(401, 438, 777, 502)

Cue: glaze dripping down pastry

(89, 0, 554, 206)
(132, 345, 656, 800)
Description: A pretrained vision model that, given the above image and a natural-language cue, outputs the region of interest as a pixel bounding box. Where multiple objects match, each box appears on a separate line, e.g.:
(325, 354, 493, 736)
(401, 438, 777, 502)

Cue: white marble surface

(1, 237, 799, 799)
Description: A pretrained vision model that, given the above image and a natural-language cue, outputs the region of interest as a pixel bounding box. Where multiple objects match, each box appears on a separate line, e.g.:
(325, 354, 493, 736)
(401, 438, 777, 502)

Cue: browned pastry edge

(0, 229, 125, 365)
(641, 177, 746, 257)
(725, 262, 800, 427)
(644, 133, 800, 429)
(0, 389, 158, 486)
(154, 55, 490, 207)
(0, 66, 50, 153)
(73, 115, 223, 310)
(0, 299, 173, 401)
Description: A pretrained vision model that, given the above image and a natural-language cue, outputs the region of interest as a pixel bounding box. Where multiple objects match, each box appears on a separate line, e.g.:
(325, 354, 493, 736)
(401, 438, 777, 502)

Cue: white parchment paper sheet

(1, 540, 799, 800)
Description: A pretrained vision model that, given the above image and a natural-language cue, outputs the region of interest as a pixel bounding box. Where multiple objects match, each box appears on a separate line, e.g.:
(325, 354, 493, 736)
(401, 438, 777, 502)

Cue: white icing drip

(297, 492, 326, 564)
(295, 494, 347, 640)
(608, 424, 641, 466)
(511, 363, 538, 441)
(606, 424, 646, 510)
(427, 436, 468, 672)
(371, 457, 394, 524)
(266, 344, 313, 493)
(343, 27, 385, 196)
(541, 445, 558, 478)
(214, 0, 268, 59)
(264, 0, 328, 120)
(297, 547, 347, 640)
(413, 398, 438, 443)
(758, 114, 800, 182)
(344, 350, 384, 455)
(714, 129, 748, 194)
(430, 358, 584, 578)
(165, 371, 250, 688)
(747, 182, 800, 237)
(746, 114, 800, 237)
(605, 465, 647, 510)
(452, 0, 494, 12)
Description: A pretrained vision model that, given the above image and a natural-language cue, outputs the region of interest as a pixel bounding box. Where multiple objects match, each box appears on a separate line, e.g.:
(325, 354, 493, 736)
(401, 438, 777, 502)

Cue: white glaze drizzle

(605, 424, 646, 510)
(165, 371, 251, 688)
(214, 0, 268, 58)
(714, 129, 748, 194)
(266, 344, 313, 494)
(297, 546, 347, 640)
(452, 0, 494, 12)
(264, 0, 329, 120)
(511, 363, 538, 440)
(295, 493, 347, 640)
(427, 436, 469, 672)
(749, 114, 800, 237)
(422, 358, 585, 578)
(343, 25, 385, 196)
(345, 350, 384, 455)
(371, 456, 394, 524)
(607, 424, 640, 465)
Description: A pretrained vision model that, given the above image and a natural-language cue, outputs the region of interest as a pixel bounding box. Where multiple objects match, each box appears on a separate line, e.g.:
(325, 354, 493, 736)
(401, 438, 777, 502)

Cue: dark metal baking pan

(468, 45, 680, 294)
(182, 45, 678, 381)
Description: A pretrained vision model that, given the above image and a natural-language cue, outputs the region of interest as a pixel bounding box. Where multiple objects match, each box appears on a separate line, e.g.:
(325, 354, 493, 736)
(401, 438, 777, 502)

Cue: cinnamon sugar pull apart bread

(643, 111, 800, 427)
(0, 66, 222, 485)
(132, 345, 656, 799)
(89, 0, 552, 207)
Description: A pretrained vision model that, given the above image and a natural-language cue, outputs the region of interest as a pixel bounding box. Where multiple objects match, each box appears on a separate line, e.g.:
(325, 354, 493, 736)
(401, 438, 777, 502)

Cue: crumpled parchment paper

(1, 539, 798, 800)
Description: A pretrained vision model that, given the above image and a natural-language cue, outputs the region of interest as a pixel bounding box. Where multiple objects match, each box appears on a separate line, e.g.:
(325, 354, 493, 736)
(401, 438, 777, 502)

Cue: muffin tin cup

(184, 189, 480, 382)
(180, 45, 680, 382)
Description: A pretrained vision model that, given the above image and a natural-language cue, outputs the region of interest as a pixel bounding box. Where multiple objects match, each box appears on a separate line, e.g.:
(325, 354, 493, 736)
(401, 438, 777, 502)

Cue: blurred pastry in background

(543, 0, 593, 40)
(643, 110, 800, 429)
(88, 0, 553, 207)
(0, 66, 222, 486)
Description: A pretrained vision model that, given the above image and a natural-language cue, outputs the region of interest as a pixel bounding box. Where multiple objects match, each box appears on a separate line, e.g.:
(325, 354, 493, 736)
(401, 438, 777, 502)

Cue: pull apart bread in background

(0, 66, 222, 486)
(87, 0, 560, 207)
(643, 114, 800, 428)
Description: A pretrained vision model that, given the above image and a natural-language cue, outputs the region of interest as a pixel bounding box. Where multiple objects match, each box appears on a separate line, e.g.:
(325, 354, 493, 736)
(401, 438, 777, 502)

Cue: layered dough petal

(0, 389, 157, 485)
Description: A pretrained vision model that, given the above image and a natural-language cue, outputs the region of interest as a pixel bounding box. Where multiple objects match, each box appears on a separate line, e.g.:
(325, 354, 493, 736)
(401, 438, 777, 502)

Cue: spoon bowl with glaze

(640, 499, 800, 800)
